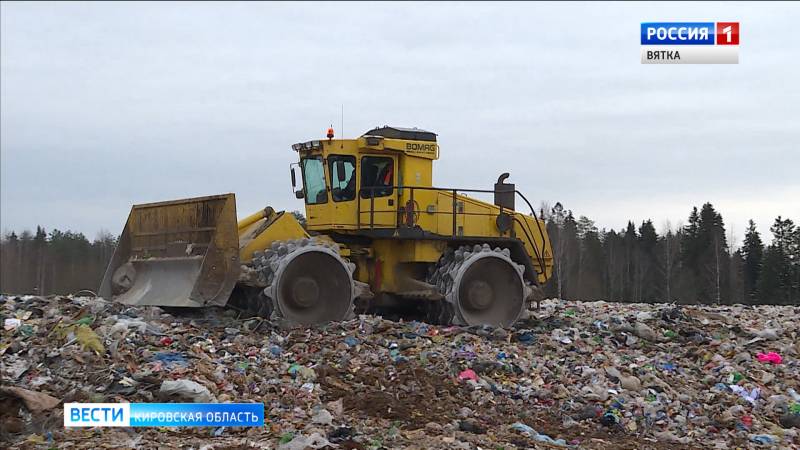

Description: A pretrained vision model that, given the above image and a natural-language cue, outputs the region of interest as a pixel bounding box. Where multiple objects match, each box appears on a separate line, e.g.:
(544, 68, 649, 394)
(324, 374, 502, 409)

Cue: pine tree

(1, 232, 20, 293)
(546, 203, 569, 299)
(623, 221, 638, 302)
(770, 216, 795, 253)
(680, 207, 701, 302)
(637, 220, 659, 302)
(741, 220, 763, 302)
(728, 250, 745, 304)
(18, 230, 33, 292)
(790, 225, 800, 304)
(33, 226, 47, 295)
(698, 203, 728, 303)
(561, 211, 580, 298)
(759, 217, 796, 304)
(759, 244, 785, 304)
(682, 207, 700, 262)
(679, 203, 729, 303)
(575, 216, 603, 299)
(657, 225, 682, 303)
(603, 229, 624, 301)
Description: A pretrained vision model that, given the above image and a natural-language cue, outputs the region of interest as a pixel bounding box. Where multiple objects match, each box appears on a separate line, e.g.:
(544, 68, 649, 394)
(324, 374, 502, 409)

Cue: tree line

(0, 227, 116, 296)
(1, 203, 798, 305)
(0, 211, 306, 296)
(541, 202, 799, 305)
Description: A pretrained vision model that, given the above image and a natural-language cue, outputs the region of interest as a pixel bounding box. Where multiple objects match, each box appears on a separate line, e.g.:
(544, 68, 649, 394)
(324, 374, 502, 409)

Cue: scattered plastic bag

(2, 357, 30, 380)
(749, 434, 778, 445)
(511, 422, 536, 435)
(756, 328, 780, 340)
(151, 351, 189, 370)
(634, 322, 659, 341)
(458, 368, 478, 381)
(278, 432, 331, 450)
(112, 317, 155, 335)
(510, 422, 567, 447)
(159, 379, 215, 403)
(75, 316, 93, 326)
(75, 325, 105, 354)
(757, 352, 783, 364)
(4, 318, 22, 330)
(730, 385, 760, 405)
(288, 364, 316, 381)
(311, 407, 333, 425)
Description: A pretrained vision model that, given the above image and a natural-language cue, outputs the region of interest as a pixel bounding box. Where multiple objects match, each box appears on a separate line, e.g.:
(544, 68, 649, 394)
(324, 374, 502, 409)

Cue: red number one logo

(716, 22, 739, 45)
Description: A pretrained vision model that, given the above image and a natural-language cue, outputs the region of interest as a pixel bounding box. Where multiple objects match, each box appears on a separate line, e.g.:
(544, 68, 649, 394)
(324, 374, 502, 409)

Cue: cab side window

(329, 155, 356, 202)
(360, 156, 393, 198)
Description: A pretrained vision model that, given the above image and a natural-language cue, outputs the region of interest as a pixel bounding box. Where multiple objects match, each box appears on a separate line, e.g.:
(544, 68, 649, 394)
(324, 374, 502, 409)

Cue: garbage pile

(2, 294, 799, 449)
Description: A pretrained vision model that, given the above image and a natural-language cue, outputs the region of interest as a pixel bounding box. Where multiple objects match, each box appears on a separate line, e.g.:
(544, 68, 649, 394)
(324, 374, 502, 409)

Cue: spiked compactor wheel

(428, 244, 527, 327)
(252, 239, 355, 325)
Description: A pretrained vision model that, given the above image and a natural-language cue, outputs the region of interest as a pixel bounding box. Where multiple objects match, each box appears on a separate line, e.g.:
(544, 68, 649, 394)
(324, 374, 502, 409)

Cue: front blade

(99, 194, 240, 307)
(113, 257, 205, 307)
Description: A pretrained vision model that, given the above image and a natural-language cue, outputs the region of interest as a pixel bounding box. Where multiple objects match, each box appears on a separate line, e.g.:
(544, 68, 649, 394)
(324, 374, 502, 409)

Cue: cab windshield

(302, 156, 327, 204)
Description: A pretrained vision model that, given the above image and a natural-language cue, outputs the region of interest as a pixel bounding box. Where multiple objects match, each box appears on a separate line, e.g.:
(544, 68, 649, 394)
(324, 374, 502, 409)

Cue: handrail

(512, 216, 548, 280)
(513, 190, 550, 277)
(357, 185, 549, 277)
(512, 216, 545, 278)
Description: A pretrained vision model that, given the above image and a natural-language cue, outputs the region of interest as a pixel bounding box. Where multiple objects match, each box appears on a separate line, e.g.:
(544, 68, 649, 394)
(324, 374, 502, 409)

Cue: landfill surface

(2, 295, 799, 449)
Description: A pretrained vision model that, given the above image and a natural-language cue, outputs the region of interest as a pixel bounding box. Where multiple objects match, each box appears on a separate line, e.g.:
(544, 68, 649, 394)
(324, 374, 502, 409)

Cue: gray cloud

(2, 2, 798, 244)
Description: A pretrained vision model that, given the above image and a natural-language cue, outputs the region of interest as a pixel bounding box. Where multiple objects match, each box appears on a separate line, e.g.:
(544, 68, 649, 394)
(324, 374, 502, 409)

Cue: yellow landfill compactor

(99, 127, 553, 327)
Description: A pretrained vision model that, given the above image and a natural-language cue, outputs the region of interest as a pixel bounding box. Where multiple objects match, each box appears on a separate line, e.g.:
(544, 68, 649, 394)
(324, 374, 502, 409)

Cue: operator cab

(291, 126, 437, 231)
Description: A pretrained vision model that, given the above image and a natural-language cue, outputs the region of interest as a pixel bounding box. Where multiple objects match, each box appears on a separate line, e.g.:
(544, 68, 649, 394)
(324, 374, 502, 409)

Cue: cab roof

(363, 126, 437, 142)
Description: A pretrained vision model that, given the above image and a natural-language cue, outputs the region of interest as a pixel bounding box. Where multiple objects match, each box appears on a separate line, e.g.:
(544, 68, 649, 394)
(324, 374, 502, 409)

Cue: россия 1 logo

(641, 22, 739, 64)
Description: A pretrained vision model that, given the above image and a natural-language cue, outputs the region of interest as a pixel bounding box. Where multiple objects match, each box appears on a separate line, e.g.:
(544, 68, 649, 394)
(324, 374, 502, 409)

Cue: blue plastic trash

(749, 434, 777, 445)
(510, 422, 567, 447)
(151, 351, 189, 369)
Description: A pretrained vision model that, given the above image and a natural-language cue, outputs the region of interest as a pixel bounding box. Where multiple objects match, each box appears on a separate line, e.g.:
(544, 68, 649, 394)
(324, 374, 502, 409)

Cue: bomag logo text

(406, 143, 437, 153)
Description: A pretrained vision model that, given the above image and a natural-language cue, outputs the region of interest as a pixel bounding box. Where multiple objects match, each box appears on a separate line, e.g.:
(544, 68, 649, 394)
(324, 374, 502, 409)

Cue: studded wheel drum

(252, 238, 355, 325)
(453, 252, 525, 327)
(428, 244, 528, 327)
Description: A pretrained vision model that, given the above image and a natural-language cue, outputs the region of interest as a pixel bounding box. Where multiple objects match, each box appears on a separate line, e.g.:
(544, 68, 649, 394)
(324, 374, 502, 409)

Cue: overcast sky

(2, 2, 798, 246)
